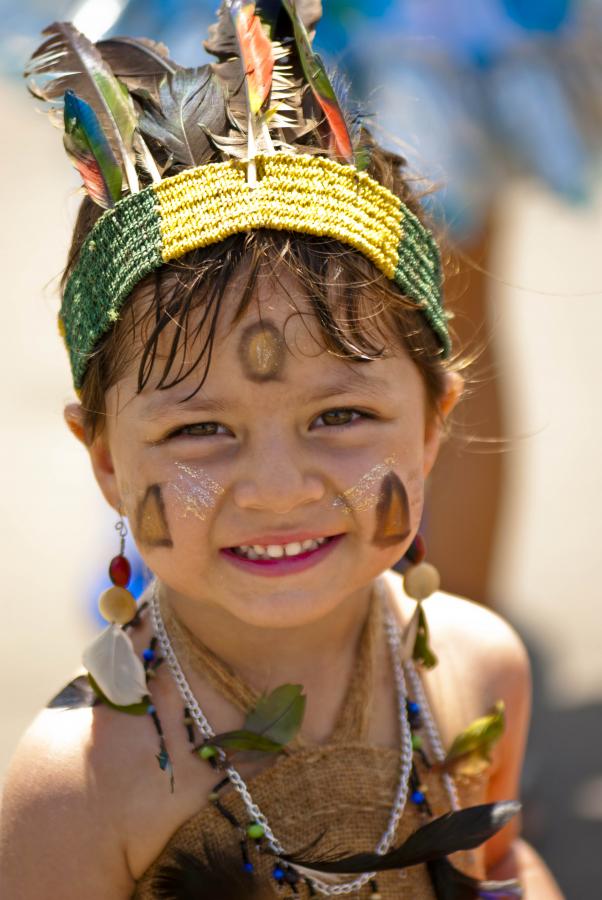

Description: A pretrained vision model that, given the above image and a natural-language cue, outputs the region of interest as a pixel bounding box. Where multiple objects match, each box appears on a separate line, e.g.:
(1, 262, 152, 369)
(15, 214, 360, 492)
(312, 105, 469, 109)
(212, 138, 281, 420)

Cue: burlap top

(132, 588, 488, 898)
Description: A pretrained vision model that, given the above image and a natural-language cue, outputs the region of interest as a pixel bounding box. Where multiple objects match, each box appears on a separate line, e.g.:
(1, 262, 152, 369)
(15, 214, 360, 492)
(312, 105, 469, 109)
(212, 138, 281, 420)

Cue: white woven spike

(82, 623, 148, 706)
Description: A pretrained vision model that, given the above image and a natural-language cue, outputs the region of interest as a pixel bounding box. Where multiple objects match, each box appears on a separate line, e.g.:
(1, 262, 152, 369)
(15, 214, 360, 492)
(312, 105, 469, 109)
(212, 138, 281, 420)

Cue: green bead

(247, 822, 265, 840)
(199, 744, 217, 760)
(411, 734, 423, 751)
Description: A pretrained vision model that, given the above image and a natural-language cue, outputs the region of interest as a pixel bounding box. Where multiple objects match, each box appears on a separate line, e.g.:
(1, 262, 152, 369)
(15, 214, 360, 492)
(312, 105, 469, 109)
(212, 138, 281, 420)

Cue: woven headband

(26, 6, 450, 390)
(63, 153, 448, 388)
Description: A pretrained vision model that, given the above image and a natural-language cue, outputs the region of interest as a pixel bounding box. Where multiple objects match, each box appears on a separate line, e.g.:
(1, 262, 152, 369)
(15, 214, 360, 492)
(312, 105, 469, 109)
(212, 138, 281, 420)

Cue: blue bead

(411, 790, 425, 804)
(143, 648, 155, 661)
(272, 865, 285, 881)
(408, 701, 420, 715)
(147, 704, 156, 714)
(243, 862, 254, 873)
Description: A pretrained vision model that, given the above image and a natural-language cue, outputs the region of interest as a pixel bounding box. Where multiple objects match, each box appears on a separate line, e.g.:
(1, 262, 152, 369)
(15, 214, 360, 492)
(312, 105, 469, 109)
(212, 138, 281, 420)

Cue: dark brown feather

(152, 847, 271, 899)
(138, 67, 227, 169)
(284, 802, 521, 875)
(96, 36, 182, 104)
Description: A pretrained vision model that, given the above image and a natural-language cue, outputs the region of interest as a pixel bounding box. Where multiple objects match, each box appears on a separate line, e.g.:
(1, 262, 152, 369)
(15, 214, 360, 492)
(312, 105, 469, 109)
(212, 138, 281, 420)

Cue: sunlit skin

(67, 267, 460, 675)
(9, 265, 560, 897)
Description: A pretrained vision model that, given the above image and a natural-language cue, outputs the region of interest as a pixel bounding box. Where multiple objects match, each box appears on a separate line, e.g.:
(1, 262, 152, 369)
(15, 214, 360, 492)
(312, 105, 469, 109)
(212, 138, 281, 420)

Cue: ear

(64, 403, 121, 512)
(423, 371, 464, 477)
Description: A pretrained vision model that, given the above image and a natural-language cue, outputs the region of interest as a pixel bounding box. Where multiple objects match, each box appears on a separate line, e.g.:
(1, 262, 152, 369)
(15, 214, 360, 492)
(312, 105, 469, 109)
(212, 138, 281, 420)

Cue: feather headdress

(25, 2, 358, 195)
(24, 0, 450, 389)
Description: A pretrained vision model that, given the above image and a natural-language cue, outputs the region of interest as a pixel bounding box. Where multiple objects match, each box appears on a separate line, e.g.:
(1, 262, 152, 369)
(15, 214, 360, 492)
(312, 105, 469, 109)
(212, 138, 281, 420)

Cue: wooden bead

(98, 586, 137, 625)
(403, 562, 440, 600)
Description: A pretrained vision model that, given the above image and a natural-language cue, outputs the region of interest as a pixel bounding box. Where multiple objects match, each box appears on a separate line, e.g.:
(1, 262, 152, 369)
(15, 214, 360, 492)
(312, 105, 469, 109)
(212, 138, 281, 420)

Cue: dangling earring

(401, 534, 440, 669)
(100, 515, 137, 624)
(403, 533, 440, 601)
(81, 511, 148, 707)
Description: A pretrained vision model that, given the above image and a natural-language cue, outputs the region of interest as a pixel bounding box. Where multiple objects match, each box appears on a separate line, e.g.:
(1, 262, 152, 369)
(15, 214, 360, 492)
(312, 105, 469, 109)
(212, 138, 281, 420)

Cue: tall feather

(96, 36, 181, 104)
(284, 802, 521, 874)
(24, 22, 141, 192)
(281, 0, 353, 162)
(63, 90, 122, 207)
(223, 1, 277, 181)
(227, 1, 274, 115)
(138, 67, 227, 170)
(205, 0, 322, 57)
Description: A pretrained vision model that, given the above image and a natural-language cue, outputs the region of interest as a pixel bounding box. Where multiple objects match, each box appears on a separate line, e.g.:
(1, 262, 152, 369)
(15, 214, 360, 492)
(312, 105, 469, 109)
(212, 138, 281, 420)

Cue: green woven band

(62, 154, 449, 390)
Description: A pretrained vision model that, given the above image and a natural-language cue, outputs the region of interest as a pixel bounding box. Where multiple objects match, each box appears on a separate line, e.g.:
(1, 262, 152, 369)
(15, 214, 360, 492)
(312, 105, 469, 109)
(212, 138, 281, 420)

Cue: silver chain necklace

(150, 578, 456, 896)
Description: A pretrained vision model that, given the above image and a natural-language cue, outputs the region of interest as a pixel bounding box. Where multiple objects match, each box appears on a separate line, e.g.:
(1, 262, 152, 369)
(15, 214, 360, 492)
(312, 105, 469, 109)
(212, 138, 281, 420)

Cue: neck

(155, 581, 376, 695)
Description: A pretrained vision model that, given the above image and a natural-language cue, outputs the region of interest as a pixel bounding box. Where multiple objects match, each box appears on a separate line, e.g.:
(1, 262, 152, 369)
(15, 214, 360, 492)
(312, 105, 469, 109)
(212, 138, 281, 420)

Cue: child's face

(76, 267, 461, 628)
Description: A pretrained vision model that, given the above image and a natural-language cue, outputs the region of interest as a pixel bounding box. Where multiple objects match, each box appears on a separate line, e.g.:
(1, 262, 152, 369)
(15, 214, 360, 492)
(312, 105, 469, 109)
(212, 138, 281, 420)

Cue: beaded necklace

(149, 579, 460, 897)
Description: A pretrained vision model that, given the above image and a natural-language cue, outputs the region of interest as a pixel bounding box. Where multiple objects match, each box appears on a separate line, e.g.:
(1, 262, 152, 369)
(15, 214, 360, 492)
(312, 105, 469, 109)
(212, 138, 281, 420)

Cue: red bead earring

(98, 514, 137, 626)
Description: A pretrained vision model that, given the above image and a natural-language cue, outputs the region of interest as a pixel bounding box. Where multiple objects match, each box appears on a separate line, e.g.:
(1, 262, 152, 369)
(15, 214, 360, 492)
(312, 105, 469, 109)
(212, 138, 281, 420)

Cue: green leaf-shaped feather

(441, 700, 506, 775)
(211, 729, 284, 753)
(210, 683, 306, 756)
(413, 604, 438, 669)
(245, 683, 306, 745)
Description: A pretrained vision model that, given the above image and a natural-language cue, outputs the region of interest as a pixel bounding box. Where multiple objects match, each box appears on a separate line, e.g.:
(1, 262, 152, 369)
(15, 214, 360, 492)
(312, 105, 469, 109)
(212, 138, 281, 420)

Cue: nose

(232, 436, 326, 514)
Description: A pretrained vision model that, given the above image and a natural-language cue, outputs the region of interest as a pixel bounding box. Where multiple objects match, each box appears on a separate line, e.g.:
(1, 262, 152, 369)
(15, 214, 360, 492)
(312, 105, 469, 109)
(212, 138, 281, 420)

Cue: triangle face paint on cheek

(373, 473, 411, 546)
(136, 484, 173, 548)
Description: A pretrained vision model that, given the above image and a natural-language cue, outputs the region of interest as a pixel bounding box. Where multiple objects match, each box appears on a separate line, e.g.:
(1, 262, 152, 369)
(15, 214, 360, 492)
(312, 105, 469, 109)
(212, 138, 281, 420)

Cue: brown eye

(174, 422, 226, 437)
(315, 408, 362, 428)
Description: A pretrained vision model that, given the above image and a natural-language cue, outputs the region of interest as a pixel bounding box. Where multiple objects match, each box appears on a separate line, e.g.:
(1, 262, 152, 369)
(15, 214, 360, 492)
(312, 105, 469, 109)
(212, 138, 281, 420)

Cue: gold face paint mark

(333, 457, 398, 512)
(238, 320, 285, 382)
(170, 462, 225, 521)
(373, 473, 411, 546)
(136, 484, 173, 547)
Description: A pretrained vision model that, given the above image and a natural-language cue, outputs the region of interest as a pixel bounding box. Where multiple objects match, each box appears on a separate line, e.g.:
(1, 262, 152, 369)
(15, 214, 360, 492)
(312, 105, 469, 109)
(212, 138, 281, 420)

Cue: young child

(0, 4, 564, 898)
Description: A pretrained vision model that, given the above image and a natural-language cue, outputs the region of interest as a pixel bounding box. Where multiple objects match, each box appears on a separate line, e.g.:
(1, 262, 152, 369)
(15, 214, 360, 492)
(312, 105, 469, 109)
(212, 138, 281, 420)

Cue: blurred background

(1, 0, 602, 894)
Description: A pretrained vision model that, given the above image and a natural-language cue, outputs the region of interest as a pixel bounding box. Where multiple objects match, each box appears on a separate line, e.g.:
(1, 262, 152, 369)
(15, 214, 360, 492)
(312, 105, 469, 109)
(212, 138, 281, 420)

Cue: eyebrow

(142, 368, 391, 418)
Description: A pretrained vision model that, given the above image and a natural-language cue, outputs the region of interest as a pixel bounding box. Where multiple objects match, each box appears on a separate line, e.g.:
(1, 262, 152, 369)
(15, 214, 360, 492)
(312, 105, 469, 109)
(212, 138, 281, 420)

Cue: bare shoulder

(0, 700, 138, 899)
(382, 569, 532, 752)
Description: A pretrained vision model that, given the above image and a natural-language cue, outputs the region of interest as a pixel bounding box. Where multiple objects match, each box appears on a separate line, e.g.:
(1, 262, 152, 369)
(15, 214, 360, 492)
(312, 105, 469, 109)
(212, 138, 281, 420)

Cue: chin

(219, 583, 350, 630)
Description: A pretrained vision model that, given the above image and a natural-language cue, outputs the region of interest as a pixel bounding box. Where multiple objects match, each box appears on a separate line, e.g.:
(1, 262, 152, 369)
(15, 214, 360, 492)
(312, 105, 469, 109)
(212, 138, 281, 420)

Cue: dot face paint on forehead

(238, 320, 285, 382)
(136, 484, 173, 548)
(333, 457, 398, 512)
(170, 462, 225, 521)
(372, 473, 411, 547)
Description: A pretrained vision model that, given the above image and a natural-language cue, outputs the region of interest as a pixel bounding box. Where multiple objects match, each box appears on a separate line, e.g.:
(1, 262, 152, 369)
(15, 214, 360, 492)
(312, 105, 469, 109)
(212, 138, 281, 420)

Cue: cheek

(165, 462, 225, 522)
(119, 463, 225, 561)
(333, 459, 424, 545)
(333, 455, 399, 512)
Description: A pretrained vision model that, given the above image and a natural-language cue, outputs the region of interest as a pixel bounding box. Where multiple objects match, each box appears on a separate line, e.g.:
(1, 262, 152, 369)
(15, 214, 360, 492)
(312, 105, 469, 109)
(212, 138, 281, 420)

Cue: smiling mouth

(229, 536, 332, 561)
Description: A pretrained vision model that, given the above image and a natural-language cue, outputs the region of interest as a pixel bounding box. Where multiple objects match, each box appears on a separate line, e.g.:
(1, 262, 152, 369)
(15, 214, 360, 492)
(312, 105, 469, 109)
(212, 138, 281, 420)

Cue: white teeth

(284, 541, 302, 557)
(234, 537, 332, 560)
(266, 544, 285, 558)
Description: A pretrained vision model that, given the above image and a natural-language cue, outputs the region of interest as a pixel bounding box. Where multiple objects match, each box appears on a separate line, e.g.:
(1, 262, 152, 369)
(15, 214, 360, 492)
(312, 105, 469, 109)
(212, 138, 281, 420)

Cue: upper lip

(225, 531, 341, 548)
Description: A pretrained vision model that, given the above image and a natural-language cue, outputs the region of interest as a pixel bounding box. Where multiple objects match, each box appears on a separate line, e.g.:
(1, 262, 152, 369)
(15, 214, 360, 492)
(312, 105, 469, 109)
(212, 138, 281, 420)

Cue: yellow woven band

(155, 153, 404, 278)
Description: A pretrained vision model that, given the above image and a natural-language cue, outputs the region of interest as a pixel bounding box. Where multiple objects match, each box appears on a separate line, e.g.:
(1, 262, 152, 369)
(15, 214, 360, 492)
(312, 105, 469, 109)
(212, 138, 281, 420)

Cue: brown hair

(61, 144, 459, 443)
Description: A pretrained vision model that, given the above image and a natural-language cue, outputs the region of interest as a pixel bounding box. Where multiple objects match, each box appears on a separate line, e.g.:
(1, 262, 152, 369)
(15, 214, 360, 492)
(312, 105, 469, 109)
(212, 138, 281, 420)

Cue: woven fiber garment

(61, 153, 448, 390)
(132, 594, 488, 898)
